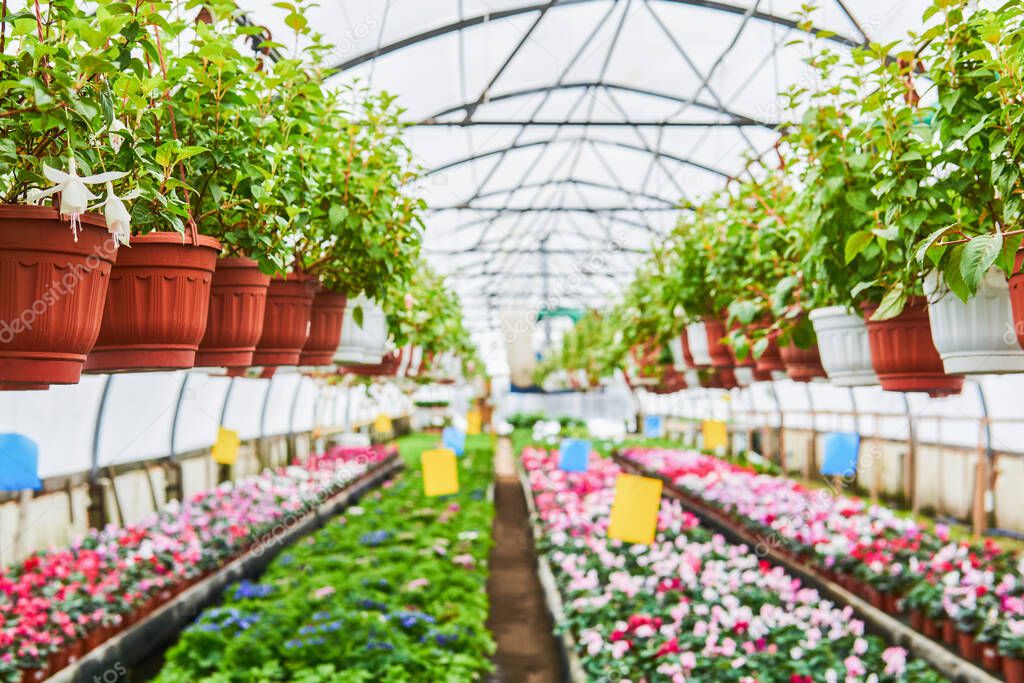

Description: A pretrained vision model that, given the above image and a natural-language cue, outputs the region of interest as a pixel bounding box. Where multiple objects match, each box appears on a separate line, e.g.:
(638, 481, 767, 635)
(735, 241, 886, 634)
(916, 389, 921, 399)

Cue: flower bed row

(619, 447, 1024, 679)
(522, 447, 942, 682)
(154, 437, 496, 682)
(0, 445, 395, 682)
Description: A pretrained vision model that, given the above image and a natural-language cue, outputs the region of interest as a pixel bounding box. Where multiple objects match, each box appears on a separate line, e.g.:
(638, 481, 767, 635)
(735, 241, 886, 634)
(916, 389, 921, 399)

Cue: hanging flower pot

(779, 340, 827, 383)
(251, 273, 316, 367)
(925, 268, 1024, 374)
(703, 317, 733, 368)
(85, 233, 219, 372)
(685, 322, 712, 367)
(861, 298, 964, 397)
(195, 257, 270, 368)
(667, 333, 693, 371)
(0, 206, 116, 388)
(750, 321, 785, 375)
(299, 291, 347, 366)
(808, 306, 878, 386)
(333, 295, 387, 366)
(1008, 247, 1024, 351)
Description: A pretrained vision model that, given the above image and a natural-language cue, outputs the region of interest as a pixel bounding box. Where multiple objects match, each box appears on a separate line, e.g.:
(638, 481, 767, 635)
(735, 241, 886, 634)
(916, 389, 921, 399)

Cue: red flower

(656, 637, 681, 657)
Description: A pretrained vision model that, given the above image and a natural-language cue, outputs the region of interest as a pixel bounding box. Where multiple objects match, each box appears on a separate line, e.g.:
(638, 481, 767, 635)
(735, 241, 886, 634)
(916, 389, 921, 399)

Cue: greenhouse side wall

(634, 376, 1024, 534)
(0, 372, 412, 565)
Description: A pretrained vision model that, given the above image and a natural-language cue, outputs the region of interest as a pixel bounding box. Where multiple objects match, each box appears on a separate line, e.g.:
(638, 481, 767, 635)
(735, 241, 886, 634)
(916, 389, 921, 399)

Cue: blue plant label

(442, 426, 466, 456)
(821, 432, 860, 478)
(558, 439, 590, 472)
(0, 434, 41, 491)
(644, 415, 663, 438)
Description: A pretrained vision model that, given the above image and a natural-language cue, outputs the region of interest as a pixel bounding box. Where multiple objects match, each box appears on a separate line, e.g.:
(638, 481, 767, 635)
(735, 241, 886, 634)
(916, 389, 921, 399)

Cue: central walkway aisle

(486, 438, 565, 683)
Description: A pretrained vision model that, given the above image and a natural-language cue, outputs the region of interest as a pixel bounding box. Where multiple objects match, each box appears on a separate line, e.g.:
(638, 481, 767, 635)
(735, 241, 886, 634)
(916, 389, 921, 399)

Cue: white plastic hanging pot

(924, 268, 1024, 374)
(668, 335, 686, 371)
(808, 306, 878, 386)
(333, 295, 387, 365)
(359, 299, 388, 364)
(683, 369, 701, 387)
(685, 322, 712, 367)
(734, 366, 755, 387)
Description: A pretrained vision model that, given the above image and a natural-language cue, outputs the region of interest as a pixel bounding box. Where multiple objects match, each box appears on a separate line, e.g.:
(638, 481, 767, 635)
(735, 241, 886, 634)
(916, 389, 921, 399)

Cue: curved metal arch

(327, 0, 862, 74)
(440, 178, 678, 209)
(423, 136, 730, 178)
(419, 81, 773, 130)
(428, 209, 677, 237)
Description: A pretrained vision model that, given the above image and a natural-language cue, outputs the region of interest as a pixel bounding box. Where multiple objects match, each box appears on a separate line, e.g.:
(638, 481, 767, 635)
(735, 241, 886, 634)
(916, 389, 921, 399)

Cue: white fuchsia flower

(28, 158, 128, 241)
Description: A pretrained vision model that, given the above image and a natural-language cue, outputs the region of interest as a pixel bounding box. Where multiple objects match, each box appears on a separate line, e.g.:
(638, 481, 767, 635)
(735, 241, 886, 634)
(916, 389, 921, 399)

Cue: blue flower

(359, 530, 391, 546)
(233, 580, 273, 600)
(366, 641, 394, 651)
(284, 639, 303, 649)
(358, 599, 388, 612)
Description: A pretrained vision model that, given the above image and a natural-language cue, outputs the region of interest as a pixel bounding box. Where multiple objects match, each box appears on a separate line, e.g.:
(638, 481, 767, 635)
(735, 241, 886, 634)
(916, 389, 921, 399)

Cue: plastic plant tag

(0, 434, 41, 491)
(607, 473, 662, 544)
(558, 438, 590, 472)
(212, 426, 241, 466)
(422, 448, 459, 497)
(821, 432, 860, 477)
(466, 410, 482, 435)
(702, 420, 729, 450)
(644, 415, 663, 438)
(374, 414, 393, 433)
(442, 426, 466, 456)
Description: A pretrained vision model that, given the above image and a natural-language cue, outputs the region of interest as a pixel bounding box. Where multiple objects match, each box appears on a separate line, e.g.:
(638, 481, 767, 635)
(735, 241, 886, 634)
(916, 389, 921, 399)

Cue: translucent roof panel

(238, 0, 933, 374)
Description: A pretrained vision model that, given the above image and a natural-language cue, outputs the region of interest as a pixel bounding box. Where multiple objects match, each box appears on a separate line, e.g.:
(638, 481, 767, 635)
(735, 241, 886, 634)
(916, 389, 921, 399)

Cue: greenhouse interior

(5, 0, 1024, 681)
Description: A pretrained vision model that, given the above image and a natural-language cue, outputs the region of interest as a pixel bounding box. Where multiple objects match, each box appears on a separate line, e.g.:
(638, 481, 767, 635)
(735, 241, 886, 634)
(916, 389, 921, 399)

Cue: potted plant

(165, 6, 295, 369)
(791, 40, 962, 396)
(910, 2, 1024, 374)
(0, 0, 163, 387)
(1000, 620, 1024, 683)
(298, 87, 422, 367)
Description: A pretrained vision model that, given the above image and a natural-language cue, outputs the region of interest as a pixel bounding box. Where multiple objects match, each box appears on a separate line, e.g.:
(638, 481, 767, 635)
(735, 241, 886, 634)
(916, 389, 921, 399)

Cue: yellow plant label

(607, 473, 662, 544)
(212, 426, 241, 465)
(374, 414, 393, 433)
(422, 448, 459, 497)
(702, 420, 729, 450)
(466, 410, 482, 435)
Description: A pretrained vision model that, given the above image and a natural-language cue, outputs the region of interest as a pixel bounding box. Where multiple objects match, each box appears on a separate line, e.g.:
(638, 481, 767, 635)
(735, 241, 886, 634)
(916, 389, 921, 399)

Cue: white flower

(28, 158, 127, 241)
(90, 182, 140, 247)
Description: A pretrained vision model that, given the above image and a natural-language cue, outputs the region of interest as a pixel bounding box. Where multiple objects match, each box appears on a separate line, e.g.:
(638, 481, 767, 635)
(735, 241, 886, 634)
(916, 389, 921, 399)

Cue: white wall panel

(175, 373, 231, 454)
(291, 377, 319, 433)
(0, 375, 107, 478)
(223, 378, 269, 440)
(97, 371, 184, 468)
(263, 372, 302, 436)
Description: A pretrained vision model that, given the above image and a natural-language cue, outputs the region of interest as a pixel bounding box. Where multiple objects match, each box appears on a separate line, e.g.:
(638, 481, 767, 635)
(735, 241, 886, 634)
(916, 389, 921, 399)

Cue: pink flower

(882, 647, 907, 676)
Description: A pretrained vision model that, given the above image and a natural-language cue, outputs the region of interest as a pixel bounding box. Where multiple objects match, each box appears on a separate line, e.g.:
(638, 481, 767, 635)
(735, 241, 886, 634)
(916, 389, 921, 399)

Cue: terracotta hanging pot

(779, 340, 827, 383)
(700, 366, 738, 390)
(703, 316, 733, 368)
(251, 273, 315, 367)
(195, 257, 270, 368)
(85, 233, 219, 372)
(1009, 247, 1024, 350)
(750, 320, 786, 375)
(0, 206, 117, 387)
(299, 291, 347, 366)
(727, 322, 756, 369)
(861, 297, 964, 397)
